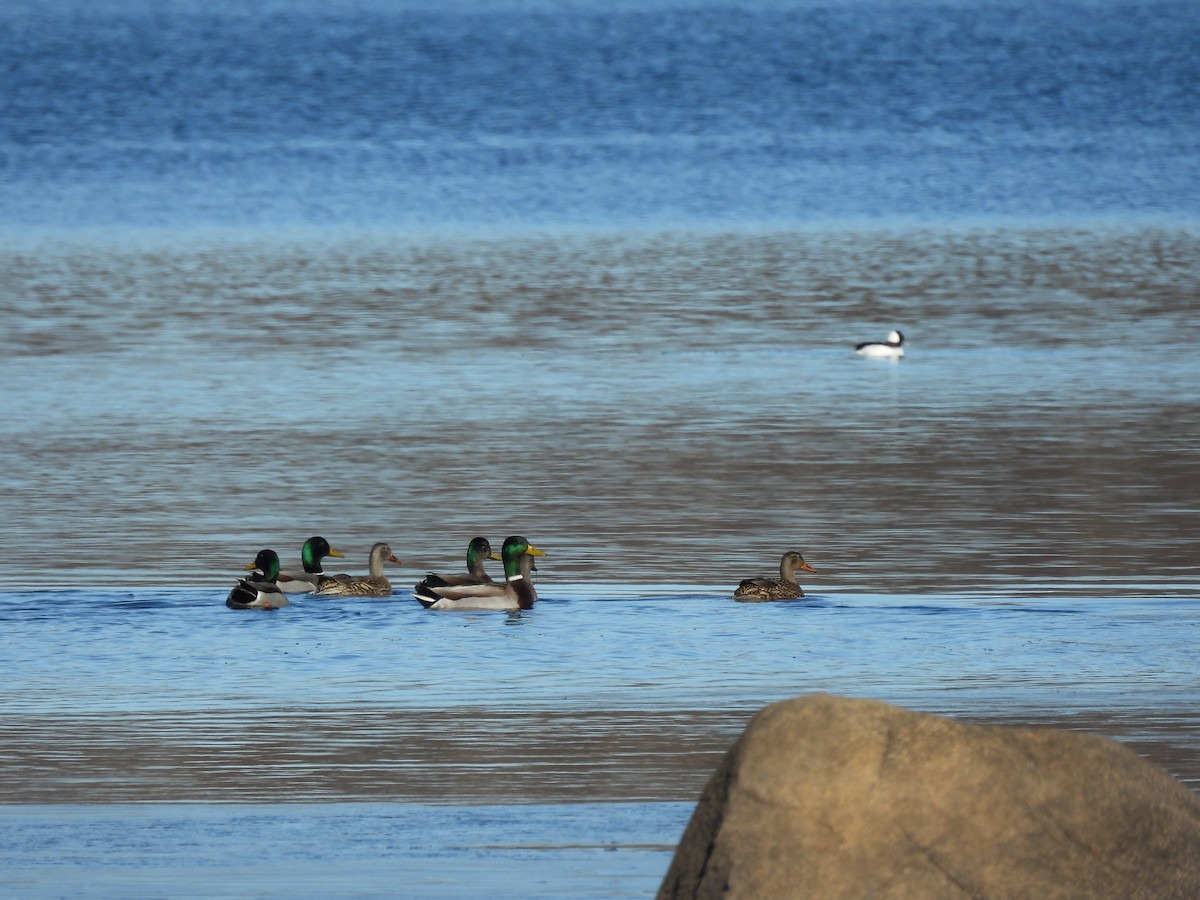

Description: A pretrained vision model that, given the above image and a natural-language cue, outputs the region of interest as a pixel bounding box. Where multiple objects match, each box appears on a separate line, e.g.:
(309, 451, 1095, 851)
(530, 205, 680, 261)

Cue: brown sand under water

(4, 707, 1197, 804)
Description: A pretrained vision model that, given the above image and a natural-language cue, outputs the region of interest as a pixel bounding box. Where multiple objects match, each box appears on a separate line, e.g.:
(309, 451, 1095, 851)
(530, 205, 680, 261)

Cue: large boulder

(659, 694, 1200, 899)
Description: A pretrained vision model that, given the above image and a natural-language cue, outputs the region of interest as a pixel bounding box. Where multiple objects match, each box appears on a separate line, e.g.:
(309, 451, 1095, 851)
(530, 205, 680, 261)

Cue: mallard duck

(312, 542, 402, 597)
(854, 329, 905, 358)
(414, 535, 545, 610)
(732, 551, 817, 601)
(226, 549, 289, 609)
(276, 536, 346, 593)
(416, 536, 502, 589)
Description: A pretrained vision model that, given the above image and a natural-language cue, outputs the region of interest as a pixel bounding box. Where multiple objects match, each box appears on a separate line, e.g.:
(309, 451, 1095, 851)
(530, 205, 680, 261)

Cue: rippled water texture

(3, 227, 1198, 589)
(3, 0, 1198, 230)
(3, 226, 1199, 898)
(2, 0, 1199, 895)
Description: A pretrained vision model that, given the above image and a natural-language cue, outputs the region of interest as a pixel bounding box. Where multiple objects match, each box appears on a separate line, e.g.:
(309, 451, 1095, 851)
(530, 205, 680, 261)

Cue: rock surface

(658, 693, 1200, 899)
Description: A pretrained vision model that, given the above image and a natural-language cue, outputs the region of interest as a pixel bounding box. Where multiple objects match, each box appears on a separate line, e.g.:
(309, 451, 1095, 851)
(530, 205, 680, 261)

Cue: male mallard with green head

(417, 536, 501, 589)
(276, 536, 346, 593)
(414, 536, 545, 610)
(227, 549, 289, 609)
(732, 551, 817, 601)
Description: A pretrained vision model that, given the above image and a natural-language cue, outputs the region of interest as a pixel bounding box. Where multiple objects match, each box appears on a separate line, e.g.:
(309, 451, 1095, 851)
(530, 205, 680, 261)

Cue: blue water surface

(0, 801, 692, 899)
(2, 0, 1197, 232)
(2, 1, 1198, 897)
(3, 585, 1197, 717)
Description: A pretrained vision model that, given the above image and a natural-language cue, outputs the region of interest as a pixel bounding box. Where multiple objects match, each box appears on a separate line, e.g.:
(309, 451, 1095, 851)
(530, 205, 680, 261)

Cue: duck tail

(412, 584, 440, 608)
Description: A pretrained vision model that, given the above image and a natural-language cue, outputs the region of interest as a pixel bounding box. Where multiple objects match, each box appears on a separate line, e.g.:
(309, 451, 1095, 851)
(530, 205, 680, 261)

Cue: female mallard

(312, 542, 402, 598)
(417, 536, 501, 589)
(226, 549, 289, 609)
(276, 536, 346, 593)
(414, 535, 545, 610)
(732, 551, 817, 601)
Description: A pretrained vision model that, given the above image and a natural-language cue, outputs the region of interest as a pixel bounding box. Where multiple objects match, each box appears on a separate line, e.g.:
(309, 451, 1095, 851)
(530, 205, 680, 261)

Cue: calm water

(2, 0, 1198, 231)
(3, 228, 1199, 898)
(4, 228, 1198, 590)
(3, 0, 1200, 896)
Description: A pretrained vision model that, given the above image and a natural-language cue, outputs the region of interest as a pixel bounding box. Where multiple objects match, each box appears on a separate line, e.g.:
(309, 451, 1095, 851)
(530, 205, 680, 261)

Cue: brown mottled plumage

(313, 542, 402, 597)
(732, 551, 816, 601)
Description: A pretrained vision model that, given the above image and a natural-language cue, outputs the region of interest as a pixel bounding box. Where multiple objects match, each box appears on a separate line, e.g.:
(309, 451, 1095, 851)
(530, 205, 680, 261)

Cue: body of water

(2, 1, 1198, 897)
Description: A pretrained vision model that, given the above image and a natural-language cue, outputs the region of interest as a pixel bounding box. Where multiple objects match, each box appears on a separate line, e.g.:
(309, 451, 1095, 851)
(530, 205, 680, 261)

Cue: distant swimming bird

(415, 537, 501, 590)
(414, 535, 545, 611)
(276, 536, 346, 593)
(854, 330, 905, 358)
(732, 551, 817, 601)
(312, 542, 403, 597)
(226, 549, 289, 609)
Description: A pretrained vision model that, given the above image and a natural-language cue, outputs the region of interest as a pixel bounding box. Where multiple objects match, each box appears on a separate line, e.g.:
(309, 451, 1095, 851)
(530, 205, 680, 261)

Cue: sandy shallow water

(3, 226, 1198, 896)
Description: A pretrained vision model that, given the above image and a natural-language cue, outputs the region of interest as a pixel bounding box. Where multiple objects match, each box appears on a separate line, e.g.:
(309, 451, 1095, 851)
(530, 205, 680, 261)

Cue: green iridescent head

(466, 537, 500, 574)
(244, 548, 281, 582)
(301, 536, 345, 573)
(500, 535, 546, 578)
